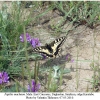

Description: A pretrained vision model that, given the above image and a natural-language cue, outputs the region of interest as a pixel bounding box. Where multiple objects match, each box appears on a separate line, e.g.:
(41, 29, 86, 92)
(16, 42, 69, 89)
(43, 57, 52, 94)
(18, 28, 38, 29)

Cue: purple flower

(0, 71, 9, 84)
(28, 80, 40, 92)
(30, 38, 40, 48)
(20, 33, 31, 42)
(66, 53, 74, 62)
(19, 33, 41, 48)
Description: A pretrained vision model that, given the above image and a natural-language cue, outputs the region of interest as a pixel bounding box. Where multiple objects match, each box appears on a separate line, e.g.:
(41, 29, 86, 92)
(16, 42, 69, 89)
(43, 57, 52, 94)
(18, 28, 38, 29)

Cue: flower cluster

(20, 33, 40, 48)
(0, 71, 9, 84)
(66, 53, 74, 62)
(30, 38, 40, 48)
(20, 33, 46, 59)
(28, 80, 40, 92)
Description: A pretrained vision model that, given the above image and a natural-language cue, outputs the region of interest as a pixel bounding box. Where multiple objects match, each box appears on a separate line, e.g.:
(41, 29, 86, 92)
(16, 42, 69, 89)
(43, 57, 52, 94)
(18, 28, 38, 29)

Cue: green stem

(23, 26, 32, 91)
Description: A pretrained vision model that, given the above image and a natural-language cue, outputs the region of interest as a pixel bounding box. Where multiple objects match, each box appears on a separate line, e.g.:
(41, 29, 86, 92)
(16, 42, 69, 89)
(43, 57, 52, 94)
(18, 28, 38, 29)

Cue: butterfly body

(45, 43, 53, 53)
(33, 36, 66, 58)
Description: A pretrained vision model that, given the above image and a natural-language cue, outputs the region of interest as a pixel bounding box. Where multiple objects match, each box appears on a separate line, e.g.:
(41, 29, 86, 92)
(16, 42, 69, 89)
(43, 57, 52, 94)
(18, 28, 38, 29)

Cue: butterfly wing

(50, 36, 66, 56)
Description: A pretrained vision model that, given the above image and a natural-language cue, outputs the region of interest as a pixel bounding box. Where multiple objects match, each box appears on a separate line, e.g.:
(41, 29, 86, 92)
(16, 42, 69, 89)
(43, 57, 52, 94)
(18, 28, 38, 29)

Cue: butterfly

(33, 36, 66, 58)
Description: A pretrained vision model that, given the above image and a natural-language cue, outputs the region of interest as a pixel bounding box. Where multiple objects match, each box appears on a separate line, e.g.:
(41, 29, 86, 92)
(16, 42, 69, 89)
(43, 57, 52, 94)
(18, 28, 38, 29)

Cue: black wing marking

(33, 36, 66, 58)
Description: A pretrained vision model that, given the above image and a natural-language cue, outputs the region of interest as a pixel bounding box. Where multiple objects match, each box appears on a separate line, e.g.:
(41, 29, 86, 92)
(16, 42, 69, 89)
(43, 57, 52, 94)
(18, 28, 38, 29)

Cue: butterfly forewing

(50, 36, 66, 54)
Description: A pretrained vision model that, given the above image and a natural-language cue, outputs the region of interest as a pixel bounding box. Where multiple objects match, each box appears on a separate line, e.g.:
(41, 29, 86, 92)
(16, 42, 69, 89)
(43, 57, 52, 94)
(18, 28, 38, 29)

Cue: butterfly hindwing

(33, 36, 66, 58)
